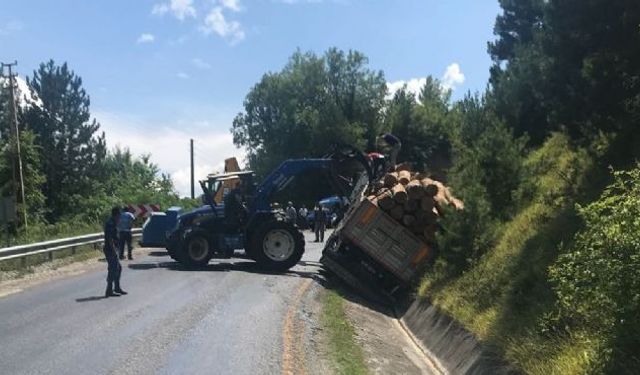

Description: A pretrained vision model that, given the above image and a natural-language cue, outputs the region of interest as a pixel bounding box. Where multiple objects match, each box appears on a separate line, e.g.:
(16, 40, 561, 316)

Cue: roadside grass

(0, 244, 102, 281)
(322, 289, 369, 375)
(419, 201, 597, 375)
(0, 221, 101, 248)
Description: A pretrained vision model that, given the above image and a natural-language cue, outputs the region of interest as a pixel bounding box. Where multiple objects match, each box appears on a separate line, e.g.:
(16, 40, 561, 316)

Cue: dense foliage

(0, 60, 187, 241)
(232, 1, 640, 372)
(550, 167, 640, 373)
(232, 48, 386, 177)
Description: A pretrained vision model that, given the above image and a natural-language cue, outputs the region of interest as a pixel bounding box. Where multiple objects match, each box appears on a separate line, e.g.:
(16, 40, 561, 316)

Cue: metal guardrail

(0, 228, 142, 263)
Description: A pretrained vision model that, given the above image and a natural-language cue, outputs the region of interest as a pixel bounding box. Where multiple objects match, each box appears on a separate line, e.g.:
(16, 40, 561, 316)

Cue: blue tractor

(166, 147, 373, 272)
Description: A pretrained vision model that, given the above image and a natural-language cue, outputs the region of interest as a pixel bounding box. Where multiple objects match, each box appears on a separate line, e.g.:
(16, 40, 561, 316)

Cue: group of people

(286, 202, 329, 243)
(102, 206, 136, 298)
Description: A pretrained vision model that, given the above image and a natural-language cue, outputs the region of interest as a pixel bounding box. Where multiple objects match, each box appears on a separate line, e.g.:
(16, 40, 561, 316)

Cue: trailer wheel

(180, 232, 213, 267)
(250, 221, 304, 272)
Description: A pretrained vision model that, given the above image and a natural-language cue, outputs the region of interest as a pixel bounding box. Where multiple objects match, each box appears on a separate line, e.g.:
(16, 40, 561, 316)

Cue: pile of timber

(368, 169, 463, 245)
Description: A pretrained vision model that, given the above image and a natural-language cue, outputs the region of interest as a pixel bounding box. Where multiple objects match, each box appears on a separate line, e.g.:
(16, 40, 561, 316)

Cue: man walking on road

(314, 204, 327, 242)
(118, 206, 136, 260)
(104, 207, 127, 298)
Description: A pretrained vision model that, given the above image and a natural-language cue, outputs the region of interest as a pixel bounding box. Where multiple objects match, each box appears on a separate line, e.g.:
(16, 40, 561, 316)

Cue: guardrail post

(48, 251, 53, 261)
(20, 257, 26, 268)
(71, 246, 76, 255)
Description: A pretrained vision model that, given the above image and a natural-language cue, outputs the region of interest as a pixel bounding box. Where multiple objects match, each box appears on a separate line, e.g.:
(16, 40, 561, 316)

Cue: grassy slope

(421, 203, 598, 374)
(419, 134, 604, 374)
(322, 290, 369, 375)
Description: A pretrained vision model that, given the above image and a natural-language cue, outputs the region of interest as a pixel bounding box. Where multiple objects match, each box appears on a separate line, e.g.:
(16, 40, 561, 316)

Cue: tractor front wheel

(179, 232, 213, 268)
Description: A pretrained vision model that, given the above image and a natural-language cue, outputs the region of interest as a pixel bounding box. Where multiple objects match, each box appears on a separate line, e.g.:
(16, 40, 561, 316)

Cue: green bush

(549, 166, 640, 373)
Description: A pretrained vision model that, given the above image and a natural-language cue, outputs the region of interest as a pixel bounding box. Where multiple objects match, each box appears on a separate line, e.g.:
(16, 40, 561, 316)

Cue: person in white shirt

(298, 206, 309, 229)
(117, 206, 136, 260)
(286, 202, 297, 224)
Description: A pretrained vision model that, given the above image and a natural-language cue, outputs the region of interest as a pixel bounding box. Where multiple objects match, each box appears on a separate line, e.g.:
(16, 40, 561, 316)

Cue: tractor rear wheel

(250, 220, 304, 272)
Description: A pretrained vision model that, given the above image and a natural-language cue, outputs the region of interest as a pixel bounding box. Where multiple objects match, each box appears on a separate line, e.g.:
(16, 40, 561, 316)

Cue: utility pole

(1, 61, 28, 231)
(190, 138, 195, 199)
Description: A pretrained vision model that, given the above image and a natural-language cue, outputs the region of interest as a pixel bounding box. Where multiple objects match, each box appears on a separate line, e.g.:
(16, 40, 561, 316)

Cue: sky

(0, 0, 501, 197)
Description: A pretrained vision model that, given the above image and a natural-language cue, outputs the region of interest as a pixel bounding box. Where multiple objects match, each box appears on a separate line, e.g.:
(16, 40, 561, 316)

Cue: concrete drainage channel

(393, 298, 520, 375)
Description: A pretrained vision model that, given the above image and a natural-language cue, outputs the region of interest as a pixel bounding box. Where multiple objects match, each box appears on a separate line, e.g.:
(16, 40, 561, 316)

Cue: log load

(368, 169, 463, 245)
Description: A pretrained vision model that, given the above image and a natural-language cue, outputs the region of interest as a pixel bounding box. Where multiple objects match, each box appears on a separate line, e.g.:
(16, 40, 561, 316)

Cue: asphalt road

(0, 232, 325, 375)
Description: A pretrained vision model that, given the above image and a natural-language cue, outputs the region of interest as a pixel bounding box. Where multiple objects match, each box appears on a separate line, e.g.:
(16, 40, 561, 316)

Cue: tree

(384, 86, 416, 161)
(383, 77, 452, 175)
(0, 131, 46, 222)
(542, 0, 640, 141)
(0, 76, 46, 225)
(488, 0, 545, 63)
(487, 0, 549, 144)
(232, 48, 386, 176)
(24, 60, 106, 219)
(451, 94, 525, 217)
(489, 0, 640, 150)
(67, 147, 178, 223)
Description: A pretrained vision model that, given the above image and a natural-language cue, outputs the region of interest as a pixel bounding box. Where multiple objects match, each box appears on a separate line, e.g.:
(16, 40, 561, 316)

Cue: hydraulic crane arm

(252, 147, 373, 213)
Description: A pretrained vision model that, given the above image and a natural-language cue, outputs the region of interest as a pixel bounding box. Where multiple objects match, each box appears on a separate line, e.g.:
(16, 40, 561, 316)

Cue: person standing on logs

(376, 133, 402, 170)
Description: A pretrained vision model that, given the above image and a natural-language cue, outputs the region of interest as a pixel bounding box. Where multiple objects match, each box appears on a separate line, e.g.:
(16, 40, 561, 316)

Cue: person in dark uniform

(104, 207, 127, 298)
(376, 133, 402, 170)
(314, 204, 328, 243)
(224, 180, 246, 229)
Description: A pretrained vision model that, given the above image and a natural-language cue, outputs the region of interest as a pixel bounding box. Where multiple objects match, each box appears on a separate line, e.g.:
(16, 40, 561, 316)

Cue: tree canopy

(232, 48, 386, 176)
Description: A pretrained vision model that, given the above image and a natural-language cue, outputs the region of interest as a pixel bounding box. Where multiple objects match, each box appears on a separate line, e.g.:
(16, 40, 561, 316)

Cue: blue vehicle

(165, 147, 373, 271)
(306, 196, 346, 229)
(139, 207, 183, 248)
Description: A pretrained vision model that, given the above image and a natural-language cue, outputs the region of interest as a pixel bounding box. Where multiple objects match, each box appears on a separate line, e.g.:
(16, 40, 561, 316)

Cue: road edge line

(282, 278, 313, 375)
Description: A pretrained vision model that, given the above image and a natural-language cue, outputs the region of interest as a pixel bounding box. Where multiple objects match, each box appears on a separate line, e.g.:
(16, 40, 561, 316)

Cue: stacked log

(369, 170, 463, 245)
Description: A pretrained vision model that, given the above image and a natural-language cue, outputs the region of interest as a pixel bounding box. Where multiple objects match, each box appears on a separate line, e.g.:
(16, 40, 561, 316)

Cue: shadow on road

(127, 260, 321, 281)
(75, 296, 108, 303)
(127, 250, 398, 317)
(147, 251, 167, 257)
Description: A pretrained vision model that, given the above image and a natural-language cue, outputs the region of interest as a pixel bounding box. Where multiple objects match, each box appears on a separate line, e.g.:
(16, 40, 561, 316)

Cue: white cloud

(152, 0, 196, 20)
(442, 63, 465, 91)
(192, 58, 212, 70)
(201, 7, 245, 45)
(220, 0, 242, 12)
(136, 33, 155, 44)
(386, 77, 427, 100)
(0, 20, 22, 36)
(95, 111, 243, 197)
(177, 72, 190, 79)
(0, 75, 43, 109)
(386, 62, 466, 100)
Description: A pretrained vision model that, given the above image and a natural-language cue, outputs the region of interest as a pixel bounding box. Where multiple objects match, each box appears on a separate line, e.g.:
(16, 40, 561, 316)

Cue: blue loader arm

(252, 159, 336, 212)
